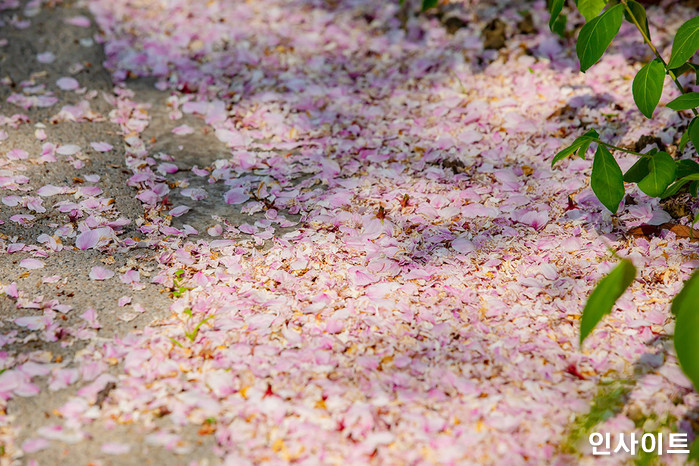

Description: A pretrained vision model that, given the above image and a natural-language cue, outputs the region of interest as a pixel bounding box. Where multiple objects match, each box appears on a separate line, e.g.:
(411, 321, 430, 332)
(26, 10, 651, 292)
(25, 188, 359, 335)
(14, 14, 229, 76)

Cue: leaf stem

(620, 0, 698, 116)
(591, 138, 647, 157)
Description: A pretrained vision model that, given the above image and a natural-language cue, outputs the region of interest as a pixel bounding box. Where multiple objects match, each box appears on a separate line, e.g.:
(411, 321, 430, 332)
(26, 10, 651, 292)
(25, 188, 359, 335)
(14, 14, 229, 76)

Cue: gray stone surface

(0, 1, 219, 463)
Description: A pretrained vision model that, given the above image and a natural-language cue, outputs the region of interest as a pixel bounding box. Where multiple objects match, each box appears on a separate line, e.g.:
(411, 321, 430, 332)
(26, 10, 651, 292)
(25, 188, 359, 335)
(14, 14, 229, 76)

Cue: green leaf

(552, 14, 568, 37)
(580, 259, 636, 345)
(679, 127, 691, 153)
(421, 0, 437, 11)
(671, 62, 694, 78)
(689, 437, 699, 464)
(551, 129, 599, 167)
(591, 145, 625, 213)
(632, 59, 665, 118)
(673, 270, 699, 391)
(690, 117, 699, 151)
(692, 180, 699, 197)
(676, 158, 699, 179)
(661, 180, 690, 198)
(678, 63, 699, 86)
(623, 157, 650, 183)
(637, 151, 676, 197)
(667, 92, 699, 111)
(577, 4, 624, 72)
(577, 138, 593, 159)
(661, 173, 699, 198)
(576, 0, 607, 22)
(549, 0, 566, 31)
(667, 16, 699, 70)
(622, 1, 650, 41)
(552, 143, 582, 167)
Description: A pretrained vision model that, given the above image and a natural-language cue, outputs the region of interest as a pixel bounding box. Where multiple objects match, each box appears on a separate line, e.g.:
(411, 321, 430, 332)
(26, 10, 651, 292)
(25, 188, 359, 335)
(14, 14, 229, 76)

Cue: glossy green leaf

(552, 14, 568, 37)
(679, 127, 691, 153)
(576, 0, 606, 22)
(692, 180, 699, 197)
(690, 117, 699, 151)
(661, 180, 690, 198)
(673, 270, 699, 391)
(632, 59, 664, 118)
(551, 129, 599, 167)
(671, 62, 694, 78)
(622, 1, 650, 41)
(689, 437, 699, 464)
(549, 0, 565, 31)
(552, 142, 583, 167)
(667, 92, 699, 111)
(676, 158, 699, 179)
(667, 16, 699, 69)
(680, 63, 699, 86)
(623, 157, 650, 183)
(577, 4, 624, 72)
(577, 138, 593, 159)
(591, 145, 624, 213)
(421, 0, 437, 11)
(661, 173, 699, 198)
(637, 151, 676, 197)
(580, 259, 636, 345)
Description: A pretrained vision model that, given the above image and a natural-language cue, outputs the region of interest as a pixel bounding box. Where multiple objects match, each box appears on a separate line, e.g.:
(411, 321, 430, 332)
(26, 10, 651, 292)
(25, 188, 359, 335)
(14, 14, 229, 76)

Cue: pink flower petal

(452, 237, 475, 254)
(37, 52, 55, 63)
(14, 317, 44, 330)
(5, 282, 18, 298)
(36, 185, 64, 197)
(518, 211, 549, 230)
(207, 224, 223, 236)
(169, 205, 190, 217)
(65, 15, 91, 27)
(7, 148, 28, 160)
(19, 258, 44, 269)
(75, 227, 113, 250)
(89, 266, 114, 280)
(56, 144, 80, 156)
(172, 125, 194, 135)
(90, 142, 113, 152)
(22, 438, 50, 453)
(224, 188, 249, 205)
(56, 77, 79, 91)
(101, 442, 131, 455)
(80, 308, 100, 328)
(120, 270, 140, 284)
(157, 162, 179, 174)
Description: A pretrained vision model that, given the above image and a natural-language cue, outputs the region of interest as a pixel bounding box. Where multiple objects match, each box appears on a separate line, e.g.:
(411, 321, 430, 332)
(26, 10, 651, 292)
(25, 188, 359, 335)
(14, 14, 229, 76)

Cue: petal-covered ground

(1, 0, 699, 464)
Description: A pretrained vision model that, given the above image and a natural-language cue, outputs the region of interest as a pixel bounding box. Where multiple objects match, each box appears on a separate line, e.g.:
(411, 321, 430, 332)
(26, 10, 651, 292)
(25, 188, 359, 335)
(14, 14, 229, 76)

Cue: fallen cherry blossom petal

(171, 124, 194, 135)
(56, 77, 79, 90)
(56, 144, 81, 155)
(169, 205, 190, 217)
(89, 266, 114, 280)
(224, 188, 249, 205)
(7, 148, 28, 160)
(36, 52, 55, 63)
(90, 141, 113, 152)
(19, 258, 44, 269)
(101, 442, 131, 455)
(22, 438, 50, 453)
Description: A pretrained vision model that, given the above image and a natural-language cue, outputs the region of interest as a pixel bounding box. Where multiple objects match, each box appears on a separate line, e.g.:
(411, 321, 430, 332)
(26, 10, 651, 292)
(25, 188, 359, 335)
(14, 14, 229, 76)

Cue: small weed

(168, 337, 184, 348)
(171, 269, 195, 298)
(184, 315, 215, 342)
(562, 379, 632, 454)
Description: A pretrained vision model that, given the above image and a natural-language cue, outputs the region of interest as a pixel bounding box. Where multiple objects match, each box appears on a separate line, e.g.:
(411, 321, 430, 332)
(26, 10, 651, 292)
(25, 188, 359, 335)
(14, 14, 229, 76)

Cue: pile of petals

(1, 0, 698, 463)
